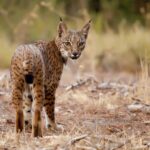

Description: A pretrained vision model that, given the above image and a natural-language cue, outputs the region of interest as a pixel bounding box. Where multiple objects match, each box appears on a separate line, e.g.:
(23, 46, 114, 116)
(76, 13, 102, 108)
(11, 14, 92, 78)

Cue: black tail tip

(25, 74, 34, 84)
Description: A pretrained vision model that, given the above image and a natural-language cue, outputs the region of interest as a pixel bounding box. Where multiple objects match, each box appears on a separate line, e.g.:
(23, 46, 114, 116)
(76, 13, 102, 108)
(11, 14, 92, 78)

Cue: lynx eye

(64, 41, 71, 46)
(78, 41, 84, 47)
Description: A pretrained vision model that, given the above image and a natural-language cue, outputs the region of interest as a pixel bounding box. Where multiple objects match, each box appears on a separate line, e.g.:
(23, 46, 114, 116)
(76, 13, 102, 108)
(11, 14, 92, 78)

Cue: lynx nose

(71, 51, 79, 59)
(72, 51, 78, 57)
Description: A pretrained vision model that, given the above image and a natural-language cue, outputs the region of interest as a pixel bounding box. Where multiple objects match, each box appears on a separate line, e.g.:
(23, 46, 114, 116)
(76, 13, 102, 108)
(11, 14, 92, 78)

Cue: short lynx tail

(23, 56, 34, 84)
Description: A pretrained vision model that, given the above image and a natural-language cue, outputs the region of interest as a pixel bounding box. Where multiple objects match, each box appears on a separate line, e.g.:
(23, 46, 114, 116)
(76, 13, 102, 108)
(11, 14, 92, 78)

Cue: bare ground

(0, 69, 150, 150)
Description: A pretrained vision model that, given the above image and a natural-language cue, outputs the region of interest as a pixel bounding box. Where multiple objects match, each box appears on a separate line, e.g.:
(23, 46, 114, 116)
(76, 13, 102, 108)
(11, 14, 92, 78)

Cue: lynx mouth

(70, 56, 79, 59)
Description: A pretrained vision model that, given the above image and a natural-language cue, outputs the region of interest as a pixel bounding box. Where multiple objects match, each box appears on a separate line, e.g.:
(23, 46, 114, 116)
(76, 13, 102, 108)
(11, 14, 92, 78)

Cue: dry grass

(85, 24, 150, 72)
(0, 19, 150, 150)
(0, 33, 16, 69)
(1, 23, 150, 72)
(0, 68, 150, 149)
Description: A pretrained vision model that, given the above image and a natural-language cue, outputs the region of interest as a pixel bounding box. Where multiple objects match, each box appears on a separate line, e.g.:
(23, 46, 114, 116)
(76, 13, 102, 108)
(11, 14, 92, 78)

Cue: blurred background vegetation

(0, 0, 150, 73)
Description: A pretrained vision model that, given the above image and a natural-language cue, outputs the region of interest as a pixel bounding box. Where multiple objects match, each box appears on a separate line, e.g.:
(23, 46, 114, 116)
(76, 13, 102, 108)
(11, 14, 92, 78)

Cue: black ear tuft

(88, 19, 92, 23)
(58, 18, 67, 38)
(59, 17, 63, 22)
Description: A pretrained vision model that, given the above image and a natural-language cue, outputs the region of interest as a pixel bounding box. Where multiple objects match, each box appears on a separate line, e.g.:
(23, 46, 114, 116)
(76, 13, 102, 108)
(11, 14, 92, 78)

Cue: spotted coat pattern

(10, 19, 91, 137)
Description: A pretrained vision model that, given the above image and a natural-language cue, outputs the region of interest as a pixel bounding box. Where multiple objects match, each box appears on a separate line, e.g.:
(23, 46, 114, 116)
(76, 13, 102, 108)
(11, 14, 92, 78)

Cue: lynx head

(55, 18, 91, 61)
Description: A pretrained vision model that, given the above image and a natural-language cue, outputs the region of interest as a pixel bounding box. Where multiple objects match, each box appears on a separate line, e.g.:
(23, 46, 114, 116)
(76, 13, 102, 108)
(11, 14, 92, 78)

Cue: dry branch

(67, 134, 88, 145)
(65, 77, 97, 91)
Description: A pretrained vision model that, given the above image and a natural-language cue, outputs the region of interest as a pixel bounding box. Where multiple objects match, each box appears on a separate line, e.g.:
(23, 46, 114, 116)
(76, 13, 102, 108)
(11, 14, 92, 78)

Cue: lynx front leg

(43, 86, 56, 129)
(12, 86, 24, 133)
(44, 93, 56, 130)
(44, 94, 63, 132)
(32, 84, 43, 137)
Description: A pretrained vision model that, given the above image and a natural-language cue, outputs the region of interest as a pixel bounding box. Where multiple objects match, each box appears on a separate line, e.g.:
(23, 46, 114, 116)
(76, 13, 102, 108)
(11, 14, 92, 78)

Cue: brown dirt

(0, 70, 150, 150)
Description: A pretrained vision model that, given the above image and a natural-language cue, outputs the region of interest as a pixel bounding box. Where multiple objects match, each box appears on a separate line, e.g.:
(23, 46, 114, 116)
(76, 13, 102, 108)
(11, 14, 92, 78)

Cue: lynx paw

(46, 123, 64, 132)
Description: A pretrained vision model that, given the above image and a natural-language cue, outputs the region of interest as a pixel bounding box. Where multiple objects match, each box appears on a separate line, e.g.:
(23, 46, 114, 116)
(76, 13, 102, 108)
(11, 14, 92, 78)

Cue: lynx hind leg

(12, 85, 24, 133)
(32, 84, 44, 137)
(23, 91, 33, 130)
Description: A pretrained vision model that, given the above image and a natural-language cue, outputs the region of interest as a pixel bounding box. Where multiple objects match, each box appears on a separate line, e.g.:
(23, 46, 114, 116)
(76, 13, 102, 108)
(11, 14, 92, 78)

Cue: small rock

(98, 82, 111, 89)
(128, 102, 144, 112)
(144, 121, 150, 125)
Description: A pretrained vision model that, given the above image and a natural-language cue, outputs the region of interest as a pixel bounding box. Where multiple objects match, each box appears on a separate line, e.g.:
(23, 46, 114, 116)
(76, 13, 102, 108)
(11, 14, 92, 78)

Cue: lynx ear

(58, 17, 67, 37)
(81, 19, 91, 39)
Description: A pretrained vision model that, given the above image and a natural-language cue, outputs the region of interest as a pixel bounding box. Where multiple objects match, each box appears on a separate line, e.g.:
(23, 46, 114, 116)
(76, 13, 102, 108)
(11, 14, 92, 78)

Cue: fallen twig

(65, 77, 98, 91)
(67, 134, 88, 145)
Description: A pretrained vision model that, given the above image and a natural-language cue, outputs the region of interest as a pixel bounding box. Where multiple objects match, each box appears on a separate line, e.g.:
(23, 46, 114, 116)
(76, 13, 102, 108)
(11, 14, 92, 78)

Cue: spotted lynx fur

(10, 18, 91, 137)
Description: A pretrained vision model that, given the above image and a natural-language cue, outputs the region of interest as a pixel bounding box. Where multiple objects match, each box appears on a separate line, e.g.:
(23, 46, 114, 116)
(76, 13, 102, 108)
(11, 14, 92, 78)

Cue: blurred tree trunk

(88, 0, 101, 13)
